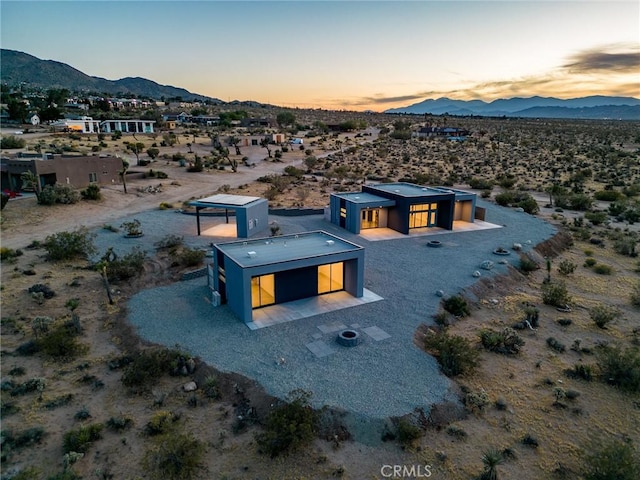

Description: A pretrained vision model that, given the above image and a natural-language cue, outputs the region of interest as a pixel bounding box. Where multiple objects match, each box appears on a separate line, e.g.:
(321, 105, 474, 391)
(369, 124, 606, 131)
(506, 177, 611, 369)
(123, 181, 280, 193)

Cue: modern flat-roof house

(100, 119, 155, 134)
(329, 182, 478, 235)
(188, 194, 269, 238)
(51, 116, 101, 133)
(208, 230, 365, 323)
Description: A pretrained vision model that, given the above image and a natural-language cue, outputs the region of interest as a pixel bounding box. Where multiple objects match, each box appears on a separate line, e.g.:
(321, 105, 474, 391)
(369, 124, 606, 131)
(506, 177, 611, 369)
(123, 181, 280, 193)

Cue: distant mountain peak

(385, 95, 640, 119)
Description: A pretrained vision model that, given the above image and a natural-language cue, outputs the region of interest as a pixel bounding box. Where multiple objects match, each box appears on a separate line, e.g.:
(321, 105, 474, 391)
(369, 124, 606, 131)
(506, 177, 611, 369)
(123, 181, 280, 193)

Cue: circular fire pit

(337, 329, 361, 347)
(427, 240, 443, 248)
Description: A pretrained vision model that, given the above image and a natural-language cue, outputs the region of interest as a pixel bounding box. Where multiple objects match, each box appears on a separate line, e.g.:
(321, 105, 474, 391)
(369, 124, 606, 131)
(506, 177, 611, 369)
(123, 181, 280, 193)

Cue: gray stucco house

(329, 182, 479, 235)
(208, 230, 365, 324)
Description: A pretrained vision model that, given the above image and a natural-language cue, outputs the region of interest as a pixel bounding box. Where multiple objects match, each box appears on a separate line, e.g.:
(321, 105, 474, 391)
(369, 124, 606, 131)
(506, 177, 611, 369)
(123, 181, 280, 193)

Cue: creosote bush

(590, 304, 621, 329)
(256, 389, 318, 458)
(479, 328, 524, 355)
(43, 228, 96, 261)
(596, 344, 640, 393)
(62, 423, 103, 454)
(583, 439, 640, 480)
(442, 295, 470, 317)
(121, 348, 191, 391)
(541, 281, 571, 308)
(396, 418, 423, 448)
(423, 329, 479, 376)
(143, 431, 205, 480)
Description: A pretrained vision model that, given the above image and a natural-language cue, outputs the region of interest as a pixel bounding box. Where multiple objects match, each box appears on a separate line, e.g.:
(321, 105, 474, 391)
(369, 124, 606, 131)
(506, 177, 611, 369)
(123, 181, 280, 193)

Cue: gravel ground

(104, 200, 556, 439)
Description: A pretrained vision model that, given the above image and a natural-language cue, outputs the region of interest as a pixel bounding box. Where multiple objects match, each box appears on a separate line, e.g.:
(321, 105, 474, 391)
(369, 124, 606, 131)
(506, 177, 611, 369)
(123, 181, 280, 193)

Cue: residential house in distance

(329, 182, 479, 235)
(51, 116, 101, 133)
(414, 126, 470, 140)
(208, 230, 365, 324)
(1, 153, 122, 191)
(100, 119, 156, 134)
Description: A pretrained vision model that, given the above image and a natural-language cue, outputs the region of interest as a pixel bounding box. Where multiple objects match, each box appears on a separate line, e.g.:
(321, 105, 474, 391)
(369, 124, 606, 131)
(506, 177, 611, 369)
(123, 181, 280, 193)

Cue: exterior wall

(101, 120, 155, 134)
(2, 155, 121, 190)
(236, 199, 269, 238)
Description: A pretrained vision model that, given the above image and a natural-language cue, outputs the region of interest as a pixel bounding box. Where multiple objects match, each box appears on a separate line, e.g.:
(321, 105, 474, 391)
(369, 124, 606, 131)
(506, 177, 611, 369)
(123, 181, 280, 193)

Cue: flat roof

(367, 182, 454, 197)
(215, 230, 363, 268)
(331, 191, 396, 206)
(190, 193, 262, 208)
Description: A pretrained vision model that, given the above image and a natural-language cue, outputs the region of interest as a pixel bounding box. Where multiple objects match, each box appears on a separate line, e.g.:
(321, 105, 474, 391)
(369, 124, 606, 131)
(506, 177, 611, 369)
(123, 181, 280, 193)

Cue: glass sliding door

(318, 262, 344, 294)
(360, 209, 379, 229)
(251, 274, 275, 308)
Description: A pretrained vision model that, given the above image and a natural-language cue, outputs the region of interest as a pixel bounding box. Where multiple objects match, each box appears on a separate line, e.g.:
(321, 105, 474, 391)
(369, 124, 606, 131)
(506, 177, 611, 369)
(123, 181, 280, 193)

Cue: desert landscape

(1, 113, 640, 480)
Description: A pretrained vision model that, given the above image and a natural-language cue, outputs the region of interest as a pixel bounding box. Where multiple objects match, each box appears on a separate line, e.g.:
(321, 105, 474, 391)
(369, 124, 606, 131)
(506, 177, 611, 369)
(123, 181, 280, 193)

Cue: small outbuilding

(208, 230, 365, 324)
(188, 194, 268, 238)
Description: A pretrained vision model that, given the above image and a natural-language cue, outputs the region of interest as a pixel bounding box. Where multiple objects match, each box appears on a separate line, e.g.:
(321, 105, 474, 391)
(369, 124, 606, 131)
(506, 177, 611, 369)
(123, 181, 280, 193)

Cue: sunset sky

(1, 1, 639, 111)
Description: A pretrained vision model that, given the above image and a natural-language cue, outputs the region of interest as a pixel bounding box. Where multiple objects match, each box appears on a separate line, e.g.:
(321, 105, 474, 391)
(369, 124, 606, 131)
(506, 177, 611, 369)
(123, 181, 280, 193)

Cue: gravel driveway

(115, 199, 556, 437)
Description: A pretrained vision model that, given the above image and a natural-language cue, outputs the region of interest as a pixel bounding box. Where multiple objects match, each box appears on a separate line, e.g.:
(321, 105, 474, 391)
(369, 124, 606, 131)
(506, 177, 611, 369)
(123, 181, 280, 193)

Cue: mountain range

(1, 49, 222, 104)
(385, 95, 640, 120)
(2, 49, 639, 119)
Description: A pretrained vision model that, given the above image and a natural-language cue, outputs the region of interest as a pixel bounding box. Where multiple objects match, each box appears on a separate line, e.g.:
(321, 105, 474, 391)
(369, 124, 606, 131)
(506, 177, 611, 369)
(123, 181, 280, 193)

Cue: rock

(490, 299, 499, 305)
(183, 381, 197, 392)
(435, 289, 445, 297)
(480, 260, 494, 270)
(512, 243, 522, 251)
(473, 271, 481, 278)
(515, 207, 525, 212)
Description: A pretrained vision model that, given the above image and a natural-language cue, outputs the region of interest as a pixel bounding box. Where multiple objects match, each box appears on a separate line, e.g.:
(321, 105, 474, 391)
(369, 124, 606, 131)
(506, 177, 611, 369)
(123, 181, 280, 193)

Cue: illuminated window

(340, 207, 347, 218)
(251, 274, 275, 308)
(409, 203, 438, 228)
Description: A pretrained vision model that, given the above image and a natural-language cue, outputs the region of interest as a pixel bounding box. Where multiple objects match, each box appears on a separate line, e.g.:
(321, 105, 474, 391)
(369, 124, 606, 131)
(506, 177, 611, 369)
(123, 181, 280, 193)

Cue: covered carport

(188, 194, 269, 238)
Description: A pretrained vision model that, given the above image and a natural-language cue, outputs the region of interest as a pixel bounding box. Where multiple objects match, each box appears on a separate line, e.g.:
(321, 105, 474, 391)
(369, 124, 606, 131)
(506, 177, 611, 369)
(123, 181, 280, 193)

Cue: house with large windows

(208, 230, 365, 324)
(329, 182, 479, 235)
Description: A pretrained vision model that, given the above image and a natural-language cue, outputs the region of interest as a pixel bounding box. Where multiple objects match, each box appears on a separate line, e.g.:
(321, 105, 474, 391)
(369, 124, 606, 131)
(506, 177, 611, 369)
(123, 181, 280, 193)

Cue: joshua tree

(260, 137, 272, 158)
(119, 158, 130, 194)
(20, 170, 42, 202)
(228, 136, 242, 155)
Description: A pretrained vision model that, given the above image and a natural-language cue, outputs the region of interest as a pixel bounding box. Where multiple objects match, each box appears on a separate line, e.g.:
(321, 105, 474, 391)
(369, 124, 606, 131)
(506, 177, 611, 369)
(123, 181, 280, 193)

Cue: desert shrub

(479, 328, 524, 354)
(37, 323, 87, 360)
(590, 304, 621, 329)
(47, 471, 82, 480)
(202, 375, 221, 399)
(38, 184, 80, 205)
(446, 425, 467, 440)
(546, 337, 566, 353)
(121, 219, 143, 236)
(1, 135, 26, 149)
(442, 295, 470, 317)
(423, 329, 479, 377)
(468, 178, 494, 190)
(541, 281, 571, 307)
(62, 423, 103, 453)
(613, 238, 637, 257)
(142, 431, 205, 480)
(256, 389, 318, 458)
(121, 348, 190, 390)
(593, 264, 613, 275)
(558, 260, 577, 275)
(106, 416, 133, 432)
(464, 389, 490, 413)
(102, 246, 146, 282)
(43, 228, 96, 261)
(584, 257, 597, 267)
(517, 194, 540, 214)
(1, 426, 46, 454)
(158, 201, 173, 210)
(80, 183, 101, 200)
(519, 255, 538, 273)
(28, 283, 55, 299)
(521, 433, 539, 448)
(566, 363, 594, 381)
(583, 439, 640, 480)
(176, 247, 205, 267)
(9, 378, 45, 397)
(0, 246, 23, 261)
(396, 418, 423, 448)
(585, 211, 608, 225)
(145, 410, 179, 436)
(596, 345, 640, 392)
(44, 393, 74, 410)
(594, 189, 623, 202)
(494, 192, 514, 207)
(155, 234, 184, 250)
